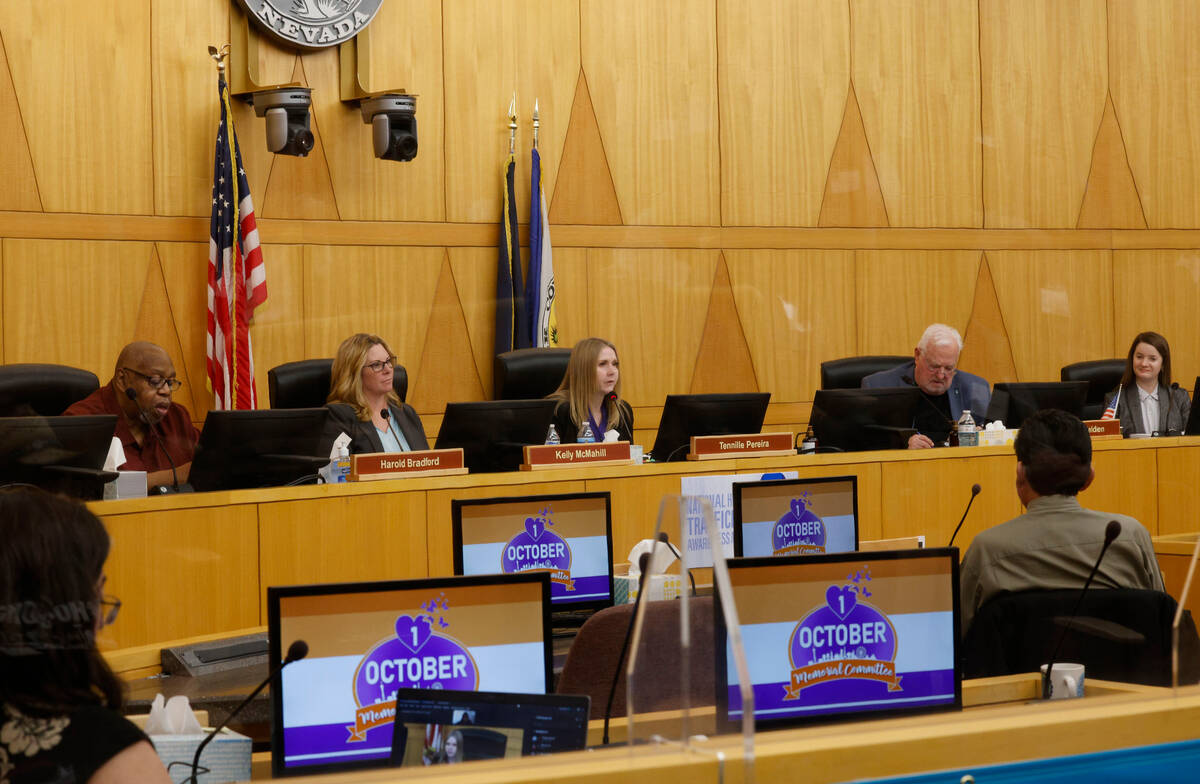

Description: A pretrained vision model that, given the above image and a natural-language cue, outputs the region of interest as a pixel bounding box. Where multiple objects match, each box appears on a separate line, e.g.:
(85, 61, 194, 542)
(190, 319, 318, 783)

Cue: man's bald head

(114, 341, 169, 375)
(113, 342, 179, 424)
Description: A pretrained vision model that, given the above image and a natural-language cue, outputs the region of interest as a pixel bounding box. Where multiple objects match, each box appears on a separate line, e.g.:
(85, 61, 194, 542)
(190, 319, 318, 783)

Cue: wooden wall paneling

(424, 480, 587, 577)
(549, 71, 622, 226)
(979, 0, 1107, 228)
(1110, 0, 1200, 228)
(878, 453, 1022, 549)
(151, 0, 228, 217)
(1082, 447, 1158, 534)
(100, 504, 260, 650)
(1076, 95, 1148, 229)
(1156, 444, 1200, 536)
(317, 0, 445, 221)
(718, 0, 849, 227)
(986, 250, 1114, 381)
(0, 1, 152, 214)
(818, 86, 890, 228)
(258, 493, 429, 618)
(586, 249, 719, 406)
(447, 247, 506, 399)
(235, 242, 306, 408)
(724, 249, 856, 404)
(442, 0, 580, 223)
(854, 250, 980, 356)
(303, 244, 443, 372)
(851, 0, 982, 227)
(958, 253, 1018, 386)
(407, 253, 487, 414)
(0, 28, 40, 211)
(133, 244, 198, 416)
(539, 246, 589, 351)
(579, 0, 719, 226)
(1112, 250, 1200, 389)
(1, 239, 151, 375)
(229, 102, 274, 207)
(259, 56, 340, 220)
(689, 254, 758, 394)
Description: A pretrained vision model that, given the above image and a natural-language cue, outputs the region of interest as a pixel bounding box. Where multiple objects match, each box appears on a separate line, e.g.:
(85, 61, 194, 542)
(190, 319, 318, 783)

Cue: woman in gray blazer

(1108, 331, 1190, 436)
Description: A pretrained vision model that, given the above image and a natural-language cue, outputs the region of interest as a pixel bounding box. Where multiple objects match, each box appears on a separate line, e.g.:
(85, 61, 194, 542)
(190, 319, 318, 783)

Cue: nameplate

(686, 432, 795, 460)
(521, 441, 633, 471)
(351, 449, 468, 481)
(1084, 419, 1122, 440)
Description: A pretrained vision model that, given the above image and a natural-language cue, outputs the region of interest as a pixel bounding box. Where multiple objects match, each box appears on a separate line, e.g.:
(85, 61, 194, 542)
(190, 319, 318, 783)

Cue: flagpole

(532, 98, 539, 151)
(508, 93, 517, 154)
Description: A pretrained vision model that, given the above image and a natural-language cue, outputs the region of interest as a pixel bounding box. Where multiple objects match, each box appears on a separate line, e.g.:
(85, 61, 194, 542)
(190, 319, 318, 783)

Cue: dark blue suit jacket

(861, 361, 991, 422)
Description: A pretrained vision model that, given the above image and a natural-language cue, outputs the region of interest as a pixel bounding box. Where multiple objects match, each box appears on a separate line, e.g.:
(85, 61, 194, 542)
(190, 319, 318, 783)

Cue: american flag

(207, 72, 266, 410)
(1101, 386, 1121, 420)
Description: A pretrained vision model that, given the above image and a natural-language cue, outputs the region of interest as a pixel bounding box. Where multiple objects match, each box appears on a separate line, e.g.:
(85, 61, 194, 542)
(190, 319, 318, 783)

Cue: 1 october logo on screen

(501, 506, 575, 591)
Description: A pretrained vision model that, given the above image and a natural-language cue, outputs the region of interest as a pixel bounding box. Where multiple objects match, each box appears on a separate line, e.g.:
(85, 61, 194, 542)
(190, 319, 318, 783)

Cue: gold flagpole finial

(208, 44, 230, 73)
(532, 99, 540, 151)
(508, 93, 517, 155)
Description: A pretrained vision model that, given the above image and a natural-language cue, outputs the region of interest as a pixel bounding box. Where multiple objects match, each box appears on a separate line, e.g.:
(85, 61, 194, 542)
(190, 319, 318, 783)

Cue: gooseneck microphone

(188, 639, 308, 783)
(379, 407, 404, 449)
(947, 484, 982, 548)
(656, 531, 697, 597)
(603, 552, 651, 745)
(1042, 521, 1121, 699)
(125, 386, 179, 492)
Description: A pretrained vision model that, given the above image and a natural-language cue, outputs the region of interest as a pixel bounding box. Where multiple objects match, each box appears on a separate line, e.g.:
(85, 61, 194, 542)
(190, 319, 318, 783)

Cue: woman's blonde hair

(548, 337, 623, 431)
(327, 333, 400, 421)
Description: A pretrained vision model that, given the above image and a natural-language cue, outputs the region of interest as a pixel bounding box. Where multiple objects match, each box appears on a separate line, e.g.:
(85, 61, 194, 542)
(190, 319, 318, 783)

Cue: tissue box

(979, 428, 1017, 447)
(152, 728, 251, 784)
(614, 572, 683, 604)
(103, 470, 147, 500)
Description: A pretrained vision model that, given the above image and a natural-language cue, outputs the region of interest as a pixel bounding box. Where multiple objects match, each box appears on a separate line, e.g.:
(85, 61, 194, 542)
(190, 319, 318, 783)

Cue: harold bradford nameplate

(351, 448, 467, 481)
(236, 0, 385, 50)
(521, 442, 632, 471)
(687, 432, 795, 460)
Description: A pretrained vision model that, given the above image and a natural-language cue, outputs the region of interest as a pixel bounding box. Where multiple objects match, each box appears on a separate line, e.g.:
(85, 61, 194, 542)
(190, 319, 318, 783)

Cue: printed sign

(679, 472, 797, 566)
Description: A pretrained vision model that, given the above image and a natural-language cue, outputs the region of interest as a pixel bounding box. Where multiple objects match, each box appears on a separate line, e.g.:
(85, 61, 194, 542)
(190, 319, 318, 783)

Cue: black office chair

(557, 597, 714, 719)
(962, 588, 1200, 687)
(0, 363, 100, 417)
(1061, 359, 1125, 420)
(267, 358, 408, 408)
(493, 347, 572, 400)
(819, 355, 910, 390)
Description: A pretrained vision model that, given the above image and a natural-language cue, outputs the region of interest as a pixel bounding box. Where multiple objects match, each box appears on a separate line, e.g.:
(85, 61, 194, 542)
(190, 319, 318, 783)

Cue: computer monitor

(434, 399, 557, 473)
(809, 388, 921, 452)
(388, 688, 589, 766)
(1184, 377, 1200, 436)
(732, 476, 859, 558)
(0, 414, 118, 498)
(985, 381, 1088, 429)
(453, 492, 614, 613)
(269, 572, 552, 777)
(188, 407, 331, 492)
(715, 548, 961, 731)
(650, 393, 771, 462)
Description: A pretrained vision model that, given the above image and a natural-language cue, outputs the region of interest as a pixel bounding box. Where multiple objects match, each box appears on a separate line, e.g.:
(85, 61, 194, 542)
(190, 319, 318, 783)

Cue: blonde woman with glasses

(325, 333, 429, 454)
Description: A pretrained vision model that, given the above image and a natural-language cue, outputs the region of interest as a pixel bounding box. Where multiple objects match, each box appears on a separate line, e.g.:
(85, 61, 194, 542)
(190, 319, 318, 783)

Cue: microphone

(379, 407, 404, 449)
(947, 484, 982, 548)
(188, 639, 308, 783)
(1042, 521, 1121, 699)
(655, 531, 697, 597)
(125, 386, 179, 492)
(603, 552, 651, 745)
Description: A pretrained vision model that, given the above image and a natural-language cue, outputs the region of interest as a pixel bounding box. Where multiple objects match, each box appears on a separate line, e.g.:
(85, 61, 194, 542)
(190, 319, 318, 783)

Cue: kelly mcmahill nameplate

(521, 442, 632, 471)
(687, 432, 795, 460)
(236, 0, 386, 50)
(351, 449, 467, 481)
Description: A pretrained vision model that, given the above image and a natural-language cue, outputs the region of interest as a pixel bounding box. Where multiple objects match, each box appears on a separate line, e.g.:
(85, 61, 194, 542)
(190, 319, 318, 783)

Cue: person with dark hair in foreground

(958, 410, 1163, 634)
(0, 487, 171, 783)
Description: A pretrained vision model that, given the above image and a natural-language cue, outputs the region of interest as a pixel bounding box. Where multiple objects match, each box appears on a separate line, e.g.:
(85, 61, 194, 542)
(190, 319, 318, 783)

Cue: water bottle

(578, 421, 596, 443)
(336, 445, 352, 482)
(545, 424, 561, 445)
(800, 424, 818, 455)
(957, 410, 978, 447)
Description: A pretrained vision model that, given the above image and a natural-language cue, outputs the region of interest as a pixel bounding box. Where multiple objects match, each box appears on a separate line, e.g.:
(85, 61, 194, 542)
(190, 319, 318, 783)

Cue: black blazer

(551, 399, 634, 444)
(325, 401, 430, 454)
(1110, 383, 1191, 436)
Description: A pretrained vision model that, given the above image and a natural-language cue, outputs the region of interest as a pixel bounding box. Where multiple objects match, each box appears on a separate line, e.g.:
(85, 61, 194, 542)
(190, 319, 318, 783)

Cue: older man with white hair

(861, 324, 991, 449)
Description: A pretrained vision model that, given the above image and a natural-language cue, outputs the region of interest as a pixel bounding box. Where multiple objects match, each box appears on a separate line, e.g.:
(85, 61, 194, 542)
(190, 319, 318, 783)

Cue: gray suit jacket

(861, 361, 991, 421)
(1110, 383, 1191, 436)
(325, 402, 430, 454)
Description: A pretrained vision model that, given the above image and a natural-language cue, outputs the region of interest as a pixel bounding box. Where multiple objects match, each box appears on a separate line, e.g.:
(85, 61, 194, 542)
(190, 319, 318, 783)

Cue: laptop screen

(389, 688, 589, 765)
(716, 548, 961, 731)
(269, 573, 552, 777)
(453, 492, 614, 612)
(732, 475, 859, 557)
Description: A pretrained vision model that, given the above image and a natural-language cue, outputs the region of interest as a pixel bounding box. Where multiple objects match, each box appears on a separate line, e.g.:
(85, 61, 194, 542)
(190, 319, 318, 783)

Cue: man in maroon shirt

(64, 341, 200, 491)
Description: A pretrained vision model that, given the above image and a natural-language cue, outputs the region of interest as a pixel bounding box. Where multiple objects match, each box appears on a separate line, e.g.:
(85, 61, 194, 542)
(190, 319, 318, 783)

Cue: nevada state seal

(236, 0, 385, 49)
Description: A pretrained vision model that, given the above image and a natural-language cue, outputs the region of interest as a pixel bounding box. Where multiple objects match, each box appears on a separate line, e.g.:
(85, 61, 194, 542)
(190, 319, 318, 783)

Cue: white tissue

(102, 437, 125, 472)
(985, 420, 1006, 431)
(603, 429, 619, 443)
(319, 432, 354, 483)
(144, 693, 205, 736)
(627, 539, 676, 577)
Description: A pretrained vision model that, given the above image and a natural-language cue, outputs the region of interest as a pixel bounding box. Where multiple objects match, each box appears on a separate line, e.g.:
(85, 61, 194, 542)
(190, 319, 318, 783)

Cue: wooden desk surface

(91, 436, 1200, 649)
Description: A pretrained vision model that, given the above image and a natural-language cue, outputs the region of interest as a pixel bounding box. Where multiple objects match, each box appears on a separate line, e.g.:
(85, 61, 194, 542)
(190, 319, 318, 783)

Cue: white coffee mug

(1040, 662, 1085, 699)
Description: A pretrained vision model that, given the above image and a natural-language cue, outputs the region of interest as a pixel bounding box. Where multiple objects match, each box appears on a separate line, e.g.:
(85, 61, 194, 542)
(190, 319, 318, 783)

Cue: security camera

(252, 87, 315, 157)
(360, 94, 417, 162)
